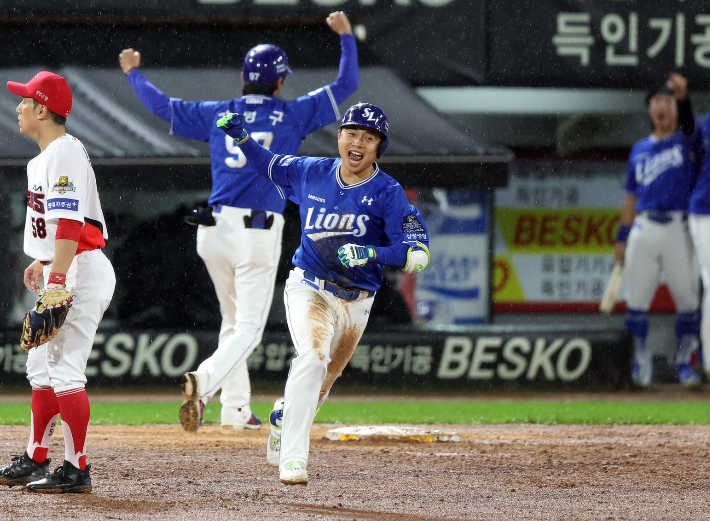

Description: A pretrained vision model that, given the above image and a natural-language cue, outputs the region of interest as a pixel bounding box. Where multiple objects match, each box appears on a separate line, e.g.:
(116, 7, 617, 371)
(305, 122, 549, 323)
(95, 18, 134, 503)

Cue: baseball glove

(20, 288, 74, 351)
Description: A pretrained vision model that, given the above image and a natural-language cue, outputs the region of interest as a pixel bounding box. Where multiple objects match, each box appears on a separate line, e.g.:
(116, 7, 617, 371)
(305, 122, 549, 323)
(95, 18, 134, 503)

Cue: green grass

(0, 400, 709, 426)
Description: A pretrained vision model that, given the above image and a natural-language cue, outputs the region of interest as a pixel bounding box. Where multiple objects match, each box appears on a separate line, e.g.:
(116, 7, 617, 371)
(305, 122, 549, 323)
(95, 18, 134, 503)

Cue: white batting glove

(337, 244, 376, 268)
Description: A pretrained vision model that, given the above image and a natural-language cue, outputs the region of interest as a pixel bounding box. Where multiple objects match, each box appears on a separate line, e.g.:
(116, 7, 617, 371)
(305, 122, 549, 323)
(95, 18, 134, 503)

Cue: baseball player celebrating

(118, 11, 358, 431)
(688, 91, 710, 381)
(217, 103, 431, 484)
(615, 73, 702, 388)
(0, 72, 115, 493)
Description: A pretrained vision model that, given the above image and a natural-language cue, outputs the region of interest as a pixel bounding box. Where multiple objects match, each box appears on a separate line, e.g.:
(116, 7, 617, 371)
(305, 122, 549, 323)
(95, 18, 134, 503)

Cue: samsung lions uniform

(235, 133, 430, 475)
(125, 35, 358, 427)
(688, 110, 710, 377)
(623, 123, 701, 380)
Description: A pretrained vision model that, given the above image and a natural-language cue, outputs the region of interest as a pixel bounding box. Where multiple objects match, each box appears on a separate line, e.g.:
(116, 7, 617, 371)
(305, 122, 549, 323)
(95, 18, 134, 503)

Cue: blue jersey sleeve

(170, 99, 221, 142)
(330, 34, 359, 105)
(236, 136, 316, 203)
(624, 148, 638, 195)
(125, 69, 171, 122)
(374, 185, 429, 268)
(690, 116, 704, 168)
(288, 34, 358, 137)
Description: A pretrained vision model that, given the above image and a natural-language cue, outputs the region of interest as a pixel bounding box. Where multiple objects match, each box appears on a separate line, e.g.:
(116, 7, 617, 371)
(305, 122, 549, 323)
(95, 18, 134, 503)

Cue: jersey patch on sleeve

(51, 176, 76, 195)
(402, 214, 427, 241)
(47, 198, 79, 211)
(402, 214, 425, 234)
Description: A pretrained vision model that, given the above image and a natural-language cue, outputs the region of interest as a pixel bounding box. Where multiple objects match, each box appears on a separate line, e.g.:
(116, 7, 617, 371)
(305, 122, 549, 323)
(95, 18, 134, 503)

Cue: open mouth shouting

(348, 150, 364, 166)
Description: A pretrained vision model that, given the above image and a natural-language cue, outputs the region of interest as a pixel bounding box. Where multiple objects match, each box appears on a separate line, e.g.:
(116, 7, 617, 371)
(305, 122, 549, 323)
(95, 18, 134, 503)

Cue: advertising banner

(0, 327, 631, 388)
(493, 161, 676, 313)
(489, 0, 710, 88)
(415, 190, 490, 325)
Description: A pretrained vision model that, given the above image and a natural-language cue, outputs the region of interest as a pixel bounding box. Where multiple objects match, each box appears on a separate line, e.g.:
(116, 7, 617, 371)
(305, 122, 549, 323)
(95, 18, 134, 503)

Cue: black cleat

(26, 460, 92, 494)
(0, 452, 50, 487)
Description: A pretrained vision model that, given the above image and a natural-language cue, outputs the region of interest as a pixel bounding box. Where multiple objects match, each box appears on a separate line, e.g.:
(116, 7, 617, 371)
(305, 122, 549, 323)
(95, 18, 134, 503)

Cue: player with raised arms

(0, 72, 115, 493)
(217, 102, 431, 485)
(119, 11, 358, 432)
(688, 82, 710, 381)
(614, 73, 702, 388)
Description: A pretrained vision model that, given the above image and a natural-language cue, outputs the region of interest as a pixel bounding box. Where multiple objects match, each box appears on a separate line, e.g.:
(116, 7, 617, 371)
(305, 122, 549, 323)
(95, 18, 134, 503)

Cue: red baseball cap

(7, 71, 72, 117)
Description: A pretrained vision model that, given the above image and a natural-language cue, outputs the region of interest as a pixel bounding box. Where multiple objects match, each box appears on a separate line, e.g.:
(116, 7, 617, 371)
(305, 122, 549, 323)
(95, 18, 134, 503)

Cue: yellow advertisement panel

(496, 208, 620, 255)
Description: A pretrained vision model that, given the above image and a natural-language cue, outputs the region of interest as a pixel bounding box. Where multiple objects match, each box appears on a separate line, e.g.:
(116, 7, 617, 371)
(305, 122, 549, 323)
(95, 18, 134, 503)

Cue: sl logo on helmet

(362, 107, 378, 122)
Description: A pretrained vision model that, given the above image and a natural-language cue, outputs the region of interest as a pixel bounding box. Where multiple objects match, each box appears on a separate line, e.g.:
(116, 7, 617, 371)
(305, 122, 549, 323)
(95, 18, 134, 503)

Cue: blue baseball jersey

(625, 128, 702, 212)
(257, 153, 428, 291)
(126, 34, 358, 215)
(689, 111, 710, 214)
(170, 91, 342, 213)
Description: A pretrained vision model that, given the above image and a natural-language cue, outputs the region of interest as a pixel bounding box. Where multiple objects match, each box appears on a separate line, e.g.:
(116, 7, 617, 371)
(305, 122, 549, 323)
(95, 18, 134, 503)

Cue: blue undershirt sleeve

(125, 69, 171, 122)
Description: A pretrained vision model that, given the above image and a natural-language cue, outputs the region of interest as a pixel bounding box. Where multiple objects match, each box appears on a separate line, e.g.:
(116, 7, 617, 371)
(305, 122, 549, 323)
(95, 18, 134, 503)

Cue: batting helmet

(340, 103, 389, 156)
(243, 44, 292, 85)
(645, 82, 675, 106)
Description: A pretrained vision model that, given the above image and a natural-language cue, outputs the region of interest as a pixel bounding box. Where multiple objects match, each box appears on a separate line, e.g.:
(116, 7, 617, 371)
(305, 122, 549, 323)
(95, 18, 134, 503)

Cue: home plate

(325, 426, 460, 443)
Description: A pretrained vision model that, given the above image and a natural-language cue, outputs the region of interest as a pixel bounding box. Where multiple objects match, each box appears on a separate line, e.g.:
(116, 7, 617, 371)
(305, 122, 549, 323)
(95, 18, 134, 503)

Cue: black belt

(303, 271, 374, 301)
(645, 210, 686, 224)
(244, 210, 274, 230)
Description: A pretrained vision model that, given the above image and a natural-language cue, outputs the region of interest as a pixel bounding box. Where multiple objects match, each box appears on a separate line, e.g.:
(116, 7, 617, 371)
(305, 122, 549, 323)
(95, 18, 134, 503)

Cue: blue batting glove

(216, 112, 249, 144)
(338, 244, 376, 268)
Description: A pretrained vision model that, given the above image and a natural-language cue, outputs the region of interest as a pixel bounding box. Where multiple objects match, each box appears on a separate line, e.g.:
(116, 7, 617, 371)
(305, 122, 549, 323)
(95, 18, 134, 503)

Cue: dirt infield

(1, 417, 710, 520)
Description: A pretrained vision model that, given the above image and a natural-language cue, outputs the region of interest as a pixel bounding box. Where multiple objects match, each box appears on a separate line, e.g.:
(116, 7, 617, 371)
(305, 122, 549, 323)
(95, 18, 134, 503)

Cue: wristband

(48, 272, 66, 285)
(616, 223, 631, 243)
(233, 129, 249, 145)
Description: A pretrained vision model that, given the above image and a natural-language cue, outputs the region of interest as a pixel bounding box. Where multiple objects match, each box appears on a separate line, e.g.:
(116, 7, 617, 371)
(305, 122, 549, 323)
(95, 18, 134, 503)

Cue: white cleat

(267, 429, 281, 467)
(266, 398, 284, 467)
(280, 460, 308, 485)
(631, 350, 653, 388)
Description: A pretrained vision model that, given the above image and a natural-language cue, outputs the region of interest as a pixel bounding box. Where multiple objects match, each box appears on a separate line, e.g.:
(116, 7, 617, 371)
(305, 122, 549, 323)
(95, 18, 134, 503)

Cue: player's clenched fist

(326, 11, 353, 35)
(217, 113, 249, 144)
(667, 72, 688, 101)
(337, 244, 376, 268)
(119, 48, 141, 75)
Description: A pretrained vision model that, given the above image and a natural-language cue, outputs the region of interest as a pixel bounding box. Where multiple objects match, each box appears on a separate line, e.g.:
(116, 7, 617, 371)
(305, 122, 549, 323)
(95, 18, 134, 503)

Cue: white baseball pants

(195, 206, 283, 425)
(27, 249, 115, 392)
(689, 213, 710, 373)
(624, 212, 699, 313)
(279, 268, 374, 469)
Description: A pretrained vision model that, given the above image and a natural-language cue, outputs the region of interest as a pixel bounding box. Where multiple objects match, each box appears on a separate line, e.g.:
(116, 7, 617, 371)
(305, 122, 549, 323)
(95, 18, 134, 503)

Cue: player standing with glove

(615, 73, 702, 388)
(217, 103, 430, 485)
(118, 12, 358, 431)
(0, 72, 115, 493)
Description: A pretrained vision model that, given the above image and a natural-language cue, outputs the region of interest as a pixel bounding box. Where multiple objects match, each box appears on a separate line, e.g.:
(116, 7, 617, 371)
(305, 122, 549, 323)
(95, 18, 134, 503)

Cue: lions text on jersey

(625, 128, 702, 212)
(240, 150, 429, 292)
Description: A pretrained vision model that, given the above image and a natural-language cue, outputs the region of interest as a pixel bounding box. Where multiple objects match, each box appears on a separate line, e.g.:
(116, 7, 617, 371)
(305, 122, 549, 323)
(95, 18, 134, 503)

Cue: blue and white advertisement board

(415, 190, 490, 326)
